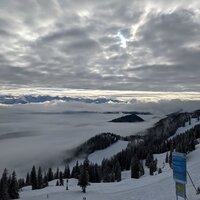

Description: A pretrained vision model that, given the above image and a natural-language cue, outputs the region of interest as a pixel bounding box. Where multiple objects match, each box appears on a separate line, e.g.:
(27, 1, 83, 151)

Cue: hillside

(2, 110, 200, 200)
(20, 144, 200, 200)
(65, 133, 121, 163)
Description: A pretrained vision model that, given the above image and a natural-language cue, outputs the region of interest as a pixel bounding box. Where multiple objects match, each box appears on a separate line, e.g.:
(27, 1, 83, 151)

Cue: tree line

(0, 169, 19, 200)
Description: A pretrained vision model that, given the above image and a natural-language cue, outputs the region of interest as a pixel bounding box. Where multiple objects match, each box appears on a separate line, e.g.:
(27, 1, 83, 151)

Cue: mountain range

(0, 95, 122, 105)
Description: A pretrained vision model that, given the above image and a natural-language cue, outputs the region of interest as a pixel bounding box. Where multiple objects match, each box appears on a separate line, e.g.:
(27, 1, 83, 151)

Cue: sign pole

(187, 171, 198, 194)
(66, 179, 68, 190)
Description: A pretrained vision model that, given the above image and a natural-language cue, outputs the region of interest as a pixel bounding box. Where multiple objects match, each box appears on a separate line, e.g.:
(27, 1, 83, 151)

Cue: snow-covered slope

(68, 140, 129, 168)
(169, 117, 200, 140)
(20, 145, 200, 200)
(88, 140, 129, 164)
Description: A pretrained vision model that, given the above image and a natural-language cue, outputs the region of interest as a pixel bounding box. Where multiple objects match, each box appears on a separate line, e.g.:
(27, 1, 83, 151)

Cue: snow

(88, 140, 129, 164)
(69, 140, 129, 169)
(169, 118, 200, 140)
(20, 145, 200, 200)
(68, 140, 129, 170)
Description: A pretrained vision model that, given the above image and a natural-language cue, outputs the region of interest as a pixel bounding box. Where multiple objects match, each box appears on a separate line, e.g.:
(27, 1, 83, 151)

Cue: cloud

(0, 0, 200, 91)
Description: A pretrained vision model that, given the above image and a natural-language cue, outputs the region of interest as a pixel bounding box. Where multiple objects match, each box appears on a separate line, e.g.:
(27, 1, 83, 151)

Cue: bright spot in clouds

(117, 32, 127, 48)
(77, 10, 91, 18)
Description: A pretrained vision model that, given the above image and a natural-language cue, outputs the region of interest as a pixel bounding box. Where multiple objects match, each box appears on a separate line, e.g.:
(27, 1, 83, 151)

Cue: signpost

(172, 152, 187, 200)
(66, 179, 69, 190)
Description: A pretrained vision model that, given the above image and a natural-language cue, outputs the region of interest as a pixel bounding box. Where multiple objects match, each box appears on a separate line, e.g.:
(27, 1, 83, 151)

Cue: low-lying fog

(0, 100, 199, 176)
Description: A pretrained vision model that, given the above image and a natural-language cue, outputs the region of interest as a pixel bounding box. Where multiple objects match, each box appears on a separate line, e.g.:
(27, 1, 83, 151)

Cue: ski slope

(88, 140, 129, 164)
(20, 145, 200, 200)
(169, 117, 200, 140)
(68, 140, 129, 169)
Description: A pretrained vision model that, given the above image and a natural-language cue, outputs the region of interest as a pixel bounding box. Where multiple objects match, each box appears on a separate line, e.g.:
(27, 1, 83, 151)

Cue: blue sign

(172, 152, 187, 184)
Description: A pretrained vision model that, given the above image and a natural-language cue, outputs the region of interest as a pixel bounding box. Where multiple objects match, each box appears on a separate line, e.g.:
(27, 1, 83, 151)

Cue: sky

(0, 0, 200, 95)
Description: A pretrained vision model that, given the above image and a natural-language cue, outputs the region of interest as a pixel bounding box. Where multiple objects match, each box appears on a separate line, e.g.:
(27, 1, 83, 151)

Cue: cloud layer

(0, 98, 200, 175)
(0, 0, 200, 91)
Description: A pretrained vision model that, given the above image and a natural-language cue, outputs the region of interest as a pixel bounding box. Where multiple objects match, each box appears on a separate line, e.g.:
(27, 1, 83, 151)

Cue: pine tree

(30, 166, 37, 190)
(71, 161, 80, 179)
(54, 167, 59, 179)
(158, 168, 162, 174)
(56, 180, 59, 186)
(78, 165, 89, 193)
(110, 172, 115, 182)
(154, 158, 158, 171)
(114, 162, 121, 182)
(83, 158, 89, 170)
(94, 164, 101, 183)
(63, 165, 70, 179)
(102, 163, 110, 182)
(47, 168, 54, 182)
(37, 167, 43, 189)
(18, 178, 25, 190)
(145, 153, 153, 167)
(7, 176, 11, 190)
(131, 156, 140, 179)
(149, 158, 157, 176)
(0, 169, 10, 200)
(189, 136, 196, 151)
(43, 172, 49, 187)
(165, 152, 169, 163)
(149, 161, 154, 176)
(139, 161, 145, 177)
(8, 171, 19, 199)
(89, 164, 101, 183)
(0, 178, 2, 199)
(59, 172, 64, 186)
(25, 173, 30, 186)
(189, 116, 191, 125)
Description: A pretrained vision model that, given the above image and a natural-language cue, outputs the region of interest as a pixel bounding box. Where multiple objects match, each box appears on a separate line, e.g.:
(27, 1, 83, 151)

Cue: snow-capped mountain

(0, 95, 122, 105)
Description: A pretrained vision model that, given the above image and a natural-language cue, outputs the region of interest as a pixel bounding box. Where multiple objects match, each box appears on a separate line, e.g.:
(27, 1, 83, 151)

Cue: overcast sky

(0, 0, 200, 93)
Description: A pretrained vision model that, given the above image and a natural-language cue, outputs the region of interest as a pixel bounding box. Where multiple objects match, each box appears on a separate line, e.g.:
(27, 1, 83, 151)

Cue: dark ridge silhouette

(110, 114, 144, 123)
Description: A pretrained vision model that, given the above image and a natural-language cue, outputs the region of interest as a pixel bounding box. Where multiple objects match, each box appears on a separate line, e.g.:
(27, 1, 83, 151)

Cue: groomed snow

(88, 140, 129, 164)
(20, 145, 200, 200)
(68, 140, 129, 169)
